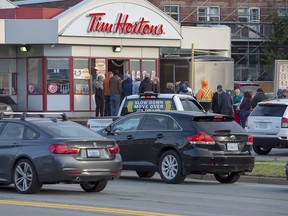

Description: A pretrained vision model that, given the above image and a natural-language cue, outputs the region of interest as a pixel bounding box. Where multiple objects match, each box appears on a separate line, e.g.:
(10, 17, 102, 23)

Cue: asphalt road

(0, 172, 287, 216)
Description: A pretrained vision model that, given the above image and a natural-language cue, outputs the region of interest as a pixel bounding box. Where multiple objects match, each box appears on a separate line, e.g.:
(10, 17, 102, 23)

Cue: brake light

(145, 96, 152, 99)
(86, 124, 90, 129)
(49, 144, 80, 154)
(187, 132, 215, 144)
(108, 143, 120, 154)
(247, 134, 253, 145)
(281, 117, 288, 128)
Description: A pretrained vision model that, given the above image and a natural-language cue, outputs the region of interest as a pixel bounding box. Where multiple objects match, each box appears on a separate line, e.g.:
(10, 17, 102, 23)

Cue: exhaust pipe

(75, 176, 81, 182)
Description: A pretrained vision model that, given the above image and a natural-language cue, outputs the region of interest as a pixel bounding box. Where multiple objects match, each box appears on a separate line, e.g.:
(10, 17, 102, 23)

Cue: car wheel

(80, 180, 108, 192)
(13, 159, 42, 194)
(252, 144, 272, 155)
(136, 171, 155, 178)
(159, 150, 186, 184)
(214, 172, 241, 184)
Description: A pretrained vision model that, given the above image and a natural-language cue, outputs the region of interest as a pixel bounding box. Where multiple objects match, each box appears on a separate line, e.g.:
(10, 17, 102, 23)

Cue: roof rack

(0, 112, 68, 121)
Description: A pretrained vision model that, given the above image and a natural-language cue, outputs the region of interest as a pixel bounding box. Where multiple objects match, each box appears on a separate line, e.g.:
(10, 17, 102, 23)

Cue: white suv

(246, 98, 288, 155)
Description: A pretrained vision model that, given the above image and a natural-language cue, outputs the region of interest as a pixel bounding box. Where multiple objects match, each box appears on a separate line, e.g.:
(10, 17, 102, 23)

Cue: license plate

(87, 149, 100, 157)
(227, 143, 238, 151)
(256, 122, 267, 129)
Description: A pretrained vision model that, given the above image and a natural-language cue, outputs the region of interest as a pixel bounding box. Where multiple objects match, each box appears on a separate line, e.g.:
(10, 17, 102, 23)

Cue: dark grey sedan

(0, 113, 122, 194)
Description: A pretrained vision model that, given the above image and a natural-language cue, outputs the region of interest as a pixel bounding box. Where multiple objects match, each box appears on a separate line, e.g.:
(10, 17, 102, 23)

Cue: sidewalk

(189, 174, 287, 185)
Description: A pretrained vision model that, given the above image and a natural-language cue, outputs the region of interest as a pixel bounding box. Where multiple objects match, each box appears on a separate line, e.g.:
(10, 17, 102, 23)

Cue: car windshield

(34, 121, 102, 138)
(250, 104, 287, 117)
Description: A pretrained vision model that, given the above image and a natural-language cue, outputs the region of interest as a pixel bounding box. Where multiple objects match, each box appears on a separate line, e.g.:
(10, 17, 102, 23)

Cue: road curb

(189, 174, 287, 185)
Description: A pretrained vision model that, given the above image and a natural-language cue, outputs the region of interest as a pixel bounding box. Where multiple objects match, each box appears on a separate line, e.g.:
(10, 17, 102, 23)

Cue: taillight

(108, 143, 120, 154)
(281, 117, 288, 128)
(86, 124, 90, 129)
(247, 134, 253, 145)
(187, 132, 215, 144)
(49, 144, 80, 154)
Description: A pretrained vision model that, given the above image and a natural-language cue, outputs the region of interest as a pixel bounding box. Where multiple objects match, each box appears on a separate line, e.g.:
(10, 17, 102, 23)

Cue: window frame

(197, 6, 220, 22)
(164, 5, 180, 22)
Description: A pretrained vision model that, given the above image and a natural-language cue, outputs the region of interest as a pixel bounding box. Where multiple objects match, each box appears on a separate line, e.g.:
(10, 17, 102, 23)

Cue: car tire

(159, 150, 186, 184)
(136, 171, 155, 178)
(214, 172, 241, 184)
(252, 144, 272, 155)
(80, 180, 108, 192)
(13, 159, 42, 194)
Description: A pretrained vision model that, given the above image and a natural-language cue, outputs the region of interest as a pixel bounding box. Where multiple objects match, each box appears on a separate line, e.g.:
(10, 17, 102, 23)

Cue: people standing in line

(153, 77, 160, 93)
(103, 71, 113, 116)
(121, 73, 131, 100)
(139, 73, 153, 93)
(196, 79, 213, 112)
(94, 74, 104, 117)
(184, 81, 195, 97)
(109, 69, 122, 116)
(162, 82, 175, 94)
(132, 75, 141, 94)
(175, 80, 182, 93)
(217, 85, 234, 116)
(211, 86, 221, 114)
(251, 88, 268, 109)
(240, 91, 252, 128)
(178, 83, 189, 95)
(122, 75, 132, 97)
(233, 88, 243, 125)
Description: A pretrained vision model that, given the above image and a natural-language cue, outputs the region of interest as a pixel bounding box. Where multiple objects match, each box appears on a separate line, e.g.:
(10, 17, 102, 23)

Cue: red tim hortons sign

(87, 13, 165, 35)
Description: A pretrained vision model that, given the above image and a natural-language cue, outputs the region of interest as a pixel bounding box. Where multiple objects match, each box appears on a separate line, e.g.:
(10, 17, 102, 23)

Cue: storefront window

(28, 58, 43, 94)
(47, 58, 70, 94)
(74, 58, 90, 95)
(130, 59, 140, 81)
(0, 73, 9, 94)
(142, 59, 156, 80)
(0, 58, 16, 95)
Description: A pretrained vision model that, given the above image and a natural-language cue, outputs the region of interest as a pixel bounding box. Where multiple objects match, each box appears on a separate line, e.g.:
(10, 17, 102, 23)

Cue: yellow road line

(0, 199, 180, 216)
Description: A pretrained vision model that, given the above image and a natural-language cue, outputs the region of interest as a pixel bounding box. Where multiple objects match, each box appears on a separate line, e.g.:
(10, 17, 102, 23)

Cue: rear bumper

(183, 155, 255, 175)
(253, 137, 288, 149)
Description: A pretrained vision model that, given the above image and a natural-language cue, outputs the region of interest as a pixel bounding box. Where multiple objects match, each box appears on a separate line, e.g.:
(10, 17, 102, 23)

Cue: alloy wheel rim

(161, 155, 178, 180)
(15, 162, 32, 191)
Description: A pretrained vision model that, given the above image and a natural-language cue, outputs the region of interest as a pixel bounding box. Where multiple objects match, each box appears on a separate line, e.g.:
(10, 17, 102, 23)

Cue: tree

(264, 13, 288, 64)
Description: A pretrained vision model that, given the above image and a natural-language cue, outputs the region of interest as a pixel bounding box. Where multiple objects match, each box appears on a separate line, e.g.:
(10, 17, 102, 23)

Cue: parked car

(234, 82, 260, 98)
(285, 163, 288, 181)
(0, 112, 122, 194)
(246, 99, 288, 155)
(87, 92, 205, 131)
(98, 111, 254, 184)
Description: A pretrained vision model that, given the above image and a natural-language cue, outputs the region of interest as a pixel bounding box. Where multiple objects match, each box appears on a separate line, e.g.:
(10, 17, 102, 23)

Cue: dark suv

(99, 111, 255, 184)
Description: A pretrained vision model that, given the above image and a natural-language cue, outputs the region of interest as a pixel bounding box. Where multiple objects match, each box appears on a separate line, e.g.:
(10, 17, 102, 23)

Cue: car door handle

(156, 134, 164, 139)
(126, 135, 134, 140)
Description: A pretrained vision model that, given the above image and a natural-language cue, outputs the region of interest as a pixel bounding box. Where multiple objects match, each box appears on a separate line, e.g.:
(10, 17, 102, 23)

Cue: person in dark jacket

(139, 72, 153, 93)
(240, 91, 252, 128)
(152, 77, 160, 93)
(122, 76, 132, 97)
(109, 69, 122, 116)
(211, 86, 221, 114)
(162, 82, 175, 94)
(251, 88, 268, 109)
(93, 74, 104, 117)
(217, 85, 234, 116)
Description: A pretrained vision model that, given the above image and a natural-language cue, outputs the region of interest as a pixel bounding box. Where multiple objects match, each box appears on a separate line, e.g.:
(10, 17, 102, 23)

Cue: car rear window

(180, 98, 202, 112)
(250, 104, 287, 117)
(34, 121, 104, 138)
(193, 116, 246, 134)
(120, 98, 177, 116)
